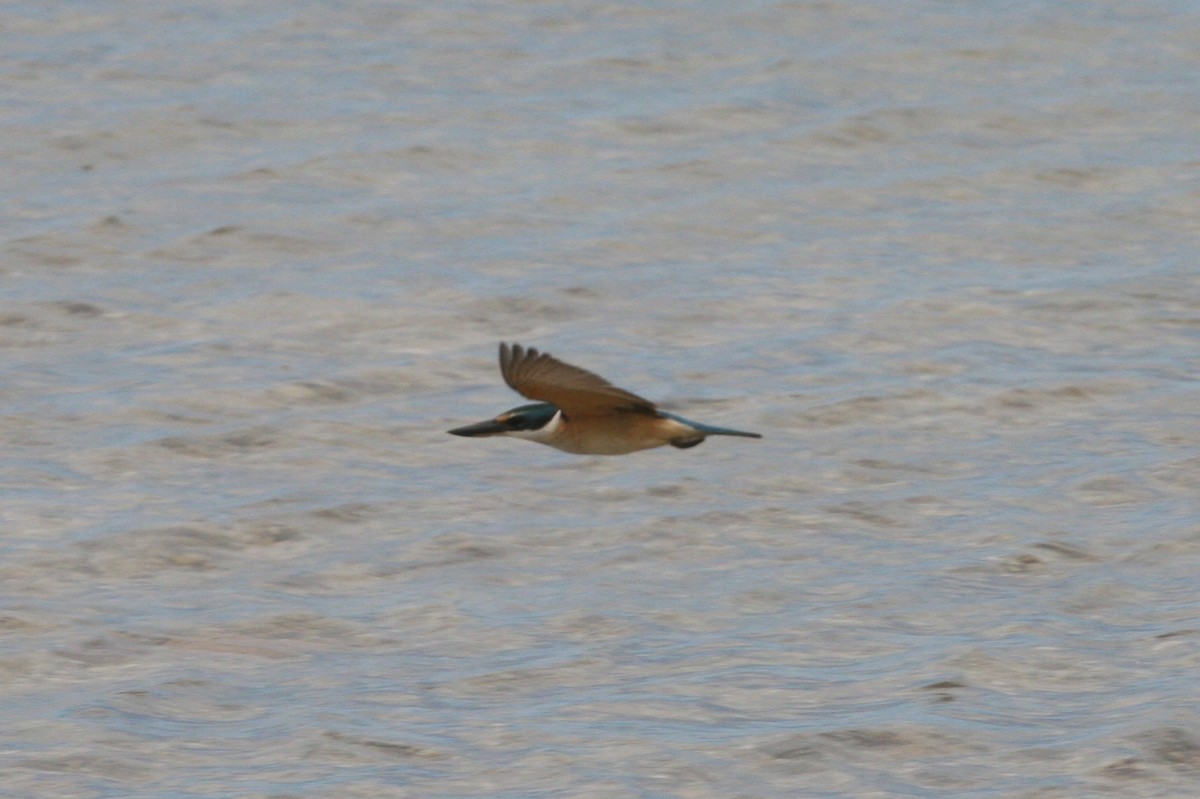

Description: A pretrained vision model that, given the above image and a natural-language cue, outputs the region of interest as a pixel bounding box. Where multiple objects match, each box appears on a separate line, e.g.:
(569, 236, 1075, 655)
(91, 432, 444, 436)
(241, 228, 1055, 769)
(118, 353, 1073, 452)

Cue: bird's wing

(499, 343, 657, 417)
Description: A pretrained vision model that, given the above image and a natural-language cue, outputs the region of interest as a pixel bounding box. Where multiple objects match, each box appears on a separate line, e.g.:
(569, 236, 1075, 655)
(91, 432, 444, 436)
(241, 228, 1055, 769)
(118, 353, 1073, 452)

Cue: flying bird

(448, 343, 762, 455)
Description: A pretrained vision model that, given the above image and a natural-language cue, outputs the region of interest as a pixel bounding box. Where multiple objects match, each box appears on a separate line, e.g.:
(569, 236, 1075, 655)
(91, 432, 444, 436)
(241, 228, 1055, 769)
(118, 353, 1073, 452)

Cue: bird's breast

(548, 413, 695, 455)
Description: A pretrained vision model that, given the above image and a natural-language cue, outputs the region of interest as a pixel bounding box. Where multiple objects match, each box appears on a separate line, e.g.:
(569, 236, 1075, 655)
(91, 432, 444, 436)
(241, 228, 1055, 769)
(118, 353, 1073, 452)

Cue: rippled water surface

(4, 1, 1200, 797)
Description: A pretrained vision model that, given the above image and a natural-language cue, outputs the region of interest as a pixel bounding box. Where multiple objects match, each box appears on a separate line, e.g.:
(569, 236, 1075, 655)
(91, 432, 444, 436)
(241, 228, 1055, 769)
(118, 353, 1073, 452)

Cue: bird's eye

(504, 416, 523, 428)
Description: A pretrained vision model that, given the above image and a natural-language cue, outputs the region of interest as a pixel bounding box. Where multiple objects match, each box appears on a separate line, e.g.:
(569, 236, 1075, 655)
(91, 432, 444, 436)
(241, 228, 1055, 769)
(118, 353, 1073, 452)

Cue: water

(3, 1, 1199, 796)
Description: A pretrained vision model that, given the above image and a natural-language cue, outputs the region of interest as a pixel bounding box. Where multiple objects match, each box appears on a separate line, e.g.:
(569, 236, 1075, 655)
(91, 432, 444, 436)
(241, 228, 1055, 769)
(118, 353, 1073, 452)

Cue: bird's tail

(663, 412, 762, 439)
(696, 424, 762, 439)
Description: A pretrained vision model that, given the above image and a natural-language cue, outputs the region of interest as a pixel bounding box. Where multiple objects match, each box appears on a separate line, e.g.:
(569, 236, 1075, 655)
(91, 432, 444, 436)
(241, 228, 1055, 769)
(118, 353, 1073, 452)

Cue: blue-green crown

(500, 402, 558, 430)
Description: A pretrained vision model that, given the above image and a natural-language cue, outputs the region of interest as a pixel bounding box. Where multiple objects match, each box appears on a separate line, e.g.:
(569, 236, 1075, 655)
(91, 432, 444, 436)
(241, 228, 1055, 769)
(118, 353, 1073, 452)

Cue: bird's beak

(447, 418, 507, 437)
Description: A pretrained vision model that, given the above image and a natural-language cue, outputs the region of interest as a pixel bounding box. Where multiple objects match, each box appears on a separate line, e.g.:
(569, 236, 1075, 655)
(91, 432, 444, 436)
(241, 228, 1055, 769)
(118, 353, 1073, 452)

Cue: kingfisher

(448, 343, 762, 455)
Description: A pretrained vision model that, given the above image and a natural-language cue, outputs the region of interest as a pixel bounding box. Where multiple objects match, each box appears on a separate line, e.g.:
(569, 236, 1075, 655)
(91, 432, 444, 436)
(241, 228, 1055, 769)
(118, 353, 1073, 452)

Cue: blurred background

(3, 1, 1199, 796)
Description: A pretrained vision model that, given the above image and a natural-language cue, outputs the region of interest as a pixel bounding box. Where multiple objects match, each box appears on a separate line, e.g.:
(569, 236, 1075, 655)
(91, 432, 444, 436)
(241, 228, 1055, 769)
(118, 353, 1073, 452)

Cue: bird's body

(448, 344, 761, 455)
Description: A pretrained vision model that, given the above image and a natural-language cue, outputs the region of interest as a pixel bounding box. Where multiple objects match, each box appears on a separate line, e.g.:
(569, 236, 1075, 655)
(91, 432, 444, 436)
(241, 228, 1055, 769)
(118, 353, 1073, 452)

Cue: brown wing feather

(499, 343, 657, 418)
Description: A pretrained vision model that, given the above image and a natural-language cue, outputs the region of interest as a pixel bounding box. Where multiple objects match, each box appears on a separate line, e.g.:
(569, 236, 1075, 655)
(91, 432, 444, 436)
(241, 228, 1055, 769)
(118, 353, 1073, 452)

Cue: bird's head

(447, 402, 559, 438)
